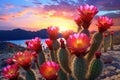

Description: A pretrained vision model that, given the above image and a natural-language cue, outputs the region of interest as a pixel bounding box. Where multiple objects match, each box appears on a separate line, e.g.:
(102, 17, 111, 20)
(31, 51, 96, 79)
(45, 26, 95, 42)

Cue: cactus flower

(97, 16, 113, 33)
(26, 37, 42, 52)
(95, 52, 101, 59)
(74, 16, 82, 26)
(39, 61, 60, 79)
(47, 26, 59, 40)
(13, 51, 34, 69)
(60, 38, 65, 48)
(103, 33, 108, 37)
(6, 58, 14, 65)
(2, 64, 19, 79)
(77, 4, 98, 29)
(67, 33, 90, 57)
(110, 31, 114, 35)
(61, 30, 73, 40)
(45, 39, 53, 50)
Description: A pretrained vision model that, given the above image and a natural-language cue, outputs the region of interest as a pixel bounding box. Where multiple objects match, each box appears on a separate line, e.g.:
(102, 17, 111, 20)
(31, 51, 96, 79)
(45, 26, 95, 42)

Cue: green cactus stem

(110, 34, 113, 50)
(87, 59, 103, 80)
(58, 69, 68, 80)
(51, 50, 56, 61)
(85, 32, 103, 64)
(72, 57, 86, 80)
(52, 40, 60, 63)
(79, 29, 90, 37)
(103, 37, 109, 52)
(38, 51, 45, 65)
(26, 69, 36, 80)
(57, 48, 71, 74)
(52, 40, 60, 51)
(19, 76, 24, 80)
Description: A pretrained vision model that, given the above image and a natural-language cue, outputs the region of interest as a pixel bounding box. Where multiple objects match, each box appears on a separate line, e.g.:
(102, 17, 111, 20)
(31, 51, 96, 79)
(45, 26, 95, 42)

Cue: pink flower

(61, 30, 73, 40)
(2, 64, 19, 79)
(67, 33, 90, 57)
(39, 61, 60, 79)
(97, 16, 113, 33)
(45, 39, 53, 50)
(12, 51, 34, 69)
(77, 4, 98, 29)
(26, 37, 42, 52)
(110, 31, 114, 35)
(47, 26, 59, 40)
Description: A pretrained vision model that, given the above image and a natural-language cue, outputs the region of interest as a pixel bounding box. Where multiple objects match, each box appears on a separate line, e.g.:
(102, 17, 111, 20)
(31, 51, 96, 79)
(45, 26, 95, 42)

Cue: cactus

(50, 50, 56, 61)
(79, 29, 90, 37)
(72, 57, 87, 80)
(52, 40, 60, 63)
(57, 47, 71, 74)
(85, 32, 103, 64)
(103, 37, 107, 52)
(38, 51, 45, 65)
(26, 69, 36, 80)
(110, 33, 114, 50)
(87, 59, 103, 80)
(58, 69, 68, 80)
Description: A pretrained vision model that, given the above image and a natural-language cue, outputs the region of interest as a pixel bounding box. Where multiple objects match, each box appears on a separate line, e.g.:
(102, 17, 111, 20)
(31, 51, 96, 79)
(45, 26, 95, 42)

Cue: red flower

(2, 64, 19, 79)
(13, 51, 34, 68)
(103, 33, 108, 37)
(95, 52, 101, 58)
(110, 31, 114, 35)
(74, 16, 82, 26)
(61, 30, 73, 40)
(67, 33, 90, 57)
(60, 38, 65, 48)
(26, 37, 42, 52)
(97, 16, 113, 33)
(6, 58, 14, 65)
(77, 4, 98, 29)
(47, 26, 59, 40)
(45, 39, 53, 50)
(39, 61, 60, 79)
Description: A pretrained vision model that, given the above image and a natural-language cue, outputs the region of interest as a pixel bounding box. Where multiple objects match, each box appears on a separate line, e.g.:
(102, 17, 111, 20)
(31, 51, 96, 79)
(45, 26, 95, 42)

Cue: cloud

(86, 0, 120, 10)
(4, 4, 15, 9)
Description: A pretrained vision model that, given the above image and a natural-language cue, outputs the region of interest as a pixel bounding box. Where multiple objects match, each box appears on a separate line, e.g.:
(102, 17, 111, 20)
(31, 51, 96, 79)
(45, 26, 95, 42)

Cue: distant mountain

(0, 28, 49, 41)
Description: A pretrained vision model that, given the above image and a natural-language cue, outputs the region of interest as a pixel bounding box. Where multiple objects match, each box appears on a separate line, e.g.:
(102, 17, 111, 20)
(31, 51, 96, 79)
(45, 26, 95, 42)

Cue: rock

(102, 55, 113, 64)
(116, 69, 120, 73)
(106, 66, 116, 71)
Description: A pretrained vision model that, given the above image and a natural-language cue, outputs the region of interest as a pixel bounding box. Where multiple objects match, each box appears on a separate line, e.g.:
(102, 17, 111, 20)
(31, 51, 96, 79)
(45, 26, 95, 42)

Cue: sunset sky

(0, 0, 120, 32)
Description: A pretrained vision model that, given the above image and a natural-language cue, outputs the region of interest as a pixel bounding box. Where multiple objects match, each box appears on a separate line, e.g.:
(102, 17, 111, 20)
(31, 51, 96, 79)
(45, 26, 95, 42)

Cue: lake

(6, 39, 47, 47)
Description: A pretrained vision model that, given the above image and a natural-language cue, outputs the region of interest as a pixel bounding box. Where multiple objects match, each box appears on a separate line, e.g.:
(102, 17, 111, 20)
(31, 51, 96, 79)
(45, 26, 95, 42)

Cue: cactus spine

(87, 59, 103, 80)
(26, 69, 36, 80)
(72, 57, 86, 80)
(85, 32, 103, 63)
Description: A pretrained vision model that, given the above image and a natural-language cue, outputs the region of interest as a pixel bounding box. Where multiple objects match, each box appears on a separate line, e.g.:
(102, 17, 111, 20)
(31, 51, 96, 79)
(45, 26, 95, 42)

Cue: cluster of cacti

(102, 31, 114, 52)
(1, 4, 114, 80)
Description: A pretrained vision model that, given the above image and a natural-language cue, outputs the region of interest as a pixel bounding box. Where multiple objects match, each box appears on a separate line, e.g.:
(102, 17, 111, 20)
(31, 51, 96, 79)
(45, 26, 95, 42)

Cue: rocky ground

(0, 42, 120, 80)
(97, 45, 120, 80)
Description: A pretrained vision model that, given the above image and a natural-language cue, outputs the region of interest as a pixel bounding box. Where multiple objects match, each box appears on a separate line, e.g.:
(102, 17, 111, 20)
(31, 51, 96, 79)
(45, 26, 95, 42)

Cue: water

(6, 39, 46, 47)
